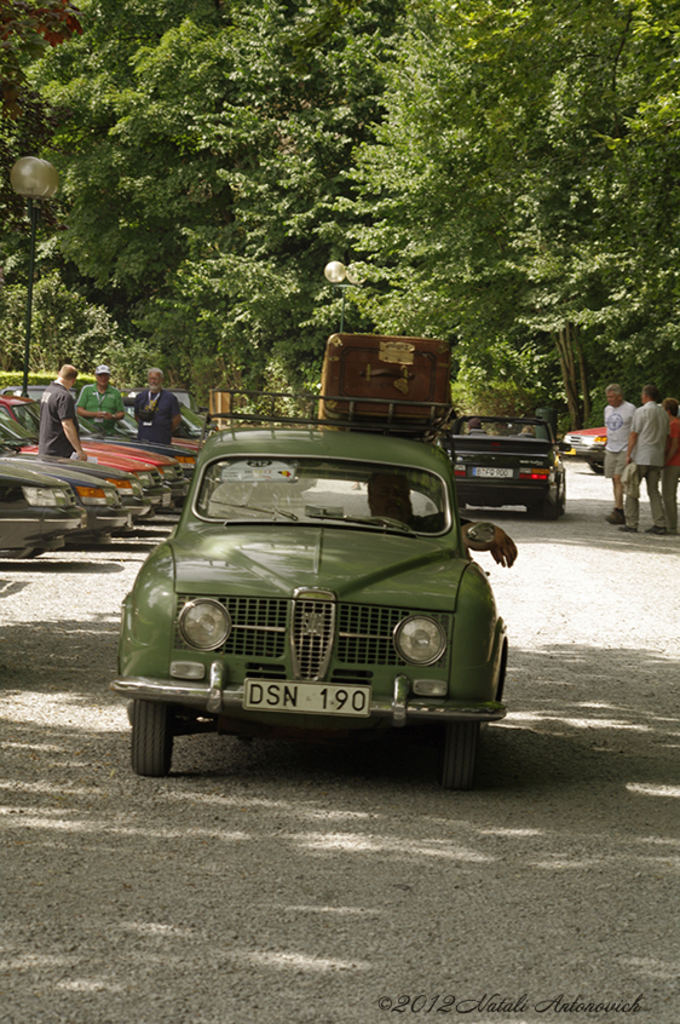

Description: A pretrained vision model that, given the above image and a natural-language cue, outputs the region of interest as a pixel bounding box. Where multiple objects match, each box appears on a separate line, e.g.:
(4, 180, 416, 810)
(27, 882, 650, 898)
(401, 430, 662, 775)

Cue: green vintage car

(112, 426, 508, 789)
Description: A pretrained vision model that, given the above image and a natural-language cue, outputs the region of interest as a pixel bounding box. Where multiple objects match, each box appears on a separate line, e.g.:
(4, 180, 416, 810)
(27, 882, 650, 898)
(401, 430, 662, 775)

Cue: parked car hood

(170, 525, 467, 610)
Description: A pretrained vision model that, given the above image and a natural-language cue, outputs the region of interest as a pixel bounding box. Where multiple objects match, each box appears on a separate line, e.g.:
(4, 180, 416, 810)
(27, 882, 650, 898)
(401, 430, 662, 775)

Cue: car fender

(448, 560, 507, 701)
(118, 542, 177, 677)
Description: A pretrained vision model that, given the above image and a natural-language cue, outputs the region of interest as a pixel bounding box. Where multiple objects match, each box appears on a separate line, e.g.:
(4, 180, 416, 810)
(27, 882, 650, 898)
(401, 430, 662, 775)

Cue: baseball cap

(95, 365, 111, 375)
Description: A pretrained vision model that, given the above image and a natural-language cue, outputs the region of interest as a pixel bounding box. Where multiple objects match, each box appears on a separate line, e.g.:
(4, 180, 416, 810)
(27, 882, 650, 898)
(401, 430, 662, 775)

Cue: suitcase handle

(361, 365, 415, 382)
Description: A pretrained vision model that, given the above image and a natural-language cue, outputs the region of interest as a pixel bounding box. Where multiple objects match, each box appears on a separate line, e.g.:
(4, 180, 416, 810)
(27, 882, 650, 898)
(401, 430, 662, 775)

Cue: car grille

(174, 596, 451, 672)
(337, 604, 411, 666)
(291, 593, 336, 680)
(175, 596, 288, 659)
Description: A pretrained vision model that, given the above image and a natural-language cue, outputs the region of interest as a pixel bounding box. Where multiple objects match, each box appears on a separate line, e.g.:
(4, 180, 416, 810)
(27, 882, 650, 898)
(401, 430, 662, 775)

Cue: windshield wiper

(217, 501, 298, 521)
(306, 511, 416, 535)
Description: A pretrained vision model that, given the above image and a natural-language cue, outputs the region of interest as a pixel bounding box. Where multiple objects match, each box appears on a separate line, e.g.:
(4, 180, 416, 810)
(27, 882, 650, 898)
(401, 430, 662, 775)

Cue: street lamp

(10, 157, 59, 397)
(323, 260, 359, 333)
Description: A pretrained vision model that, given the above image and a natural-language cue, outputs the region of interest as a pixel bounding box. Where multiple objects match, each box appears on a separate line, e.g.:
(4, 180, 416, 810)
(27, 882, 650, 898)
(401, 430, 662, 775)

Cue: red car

(562, 426, 606, 473)
(0, 397, 187, 507)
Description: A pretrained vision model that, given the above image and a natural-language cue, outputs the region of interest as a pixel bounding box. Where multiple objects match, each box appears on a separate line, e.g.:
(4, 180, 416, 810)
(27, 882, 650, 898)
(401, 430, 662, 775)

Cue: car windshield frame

(193, 455, 453, 536)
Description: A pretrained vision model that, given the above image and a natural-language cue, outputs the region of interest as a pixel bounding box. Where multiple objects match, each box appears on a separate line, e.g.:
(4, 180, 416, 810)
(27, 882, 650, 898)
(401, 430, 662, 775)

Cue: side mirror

(464, 522, 495, 545)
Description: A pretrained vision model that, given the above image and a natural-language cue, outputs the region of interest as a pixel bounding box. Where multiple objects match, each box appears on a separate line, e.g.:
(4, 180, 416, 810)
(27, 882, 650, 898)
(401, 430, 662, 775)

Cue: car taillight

(519, 469, 551, 479)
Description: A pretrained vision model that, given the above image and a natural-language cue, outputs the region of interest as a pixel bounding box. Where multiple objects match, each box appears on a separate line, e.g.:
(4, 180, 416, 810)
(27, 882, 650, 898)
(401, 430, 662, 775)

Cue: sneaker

(619, 525, 638, 533)
(645, 526, 667, 535)
(605, 509, 625, 524)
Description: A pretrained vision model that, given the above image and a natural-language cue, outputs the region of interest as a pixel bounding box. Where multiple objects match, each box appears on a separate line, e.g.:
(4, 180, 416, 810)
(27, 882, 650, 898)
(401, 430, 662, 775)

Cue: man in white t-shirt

(603, 383, 636, 524)
(620, 383, 669, 535)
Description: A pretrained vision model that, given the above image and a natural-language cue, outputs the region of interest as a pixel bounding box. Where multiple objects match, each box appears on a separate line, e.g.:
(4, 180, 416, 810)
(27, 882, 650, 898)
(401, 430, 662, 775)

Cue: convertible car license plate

(472, 466, 513, 478)
(243, 680, 371, 717)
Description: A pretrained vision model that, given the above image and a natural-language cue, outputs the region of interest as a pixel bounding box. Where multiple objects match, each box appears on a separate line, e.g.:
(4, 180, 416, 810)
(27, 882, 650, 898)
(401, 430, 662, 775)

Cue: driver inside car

(367, 472, 517, 568)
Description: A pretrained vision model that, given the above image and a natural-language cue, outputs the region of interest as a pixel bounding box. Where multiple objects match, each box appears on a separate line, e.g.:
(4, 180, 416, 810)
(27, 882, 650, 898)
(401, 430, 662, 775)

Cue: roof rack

(208, 389, 454, 441)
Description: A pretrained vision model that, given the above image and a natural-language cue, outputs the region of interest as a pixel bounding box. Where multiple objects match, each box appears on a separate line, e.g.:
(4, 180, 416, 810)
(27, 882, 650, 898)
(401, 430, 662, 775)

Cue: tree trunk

(573, 324, 591, 424)
(553, 327, 580, 428)
(553, 323, 590, 429)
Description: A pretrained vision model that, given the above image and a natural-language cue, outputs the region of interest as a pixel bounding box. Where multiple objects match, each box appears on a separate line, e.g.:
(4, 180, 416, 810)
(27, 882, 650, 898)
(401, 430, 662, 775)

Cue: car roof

(202, 427, 451, 474)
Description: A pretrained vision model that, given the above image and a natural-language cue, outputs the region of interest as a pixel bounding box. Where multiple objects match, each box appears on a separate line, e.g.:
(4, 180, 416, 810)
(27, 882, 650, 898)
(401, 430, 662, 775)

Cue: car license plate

(243, 679, 371, 717)
(472, 466, 514, 478)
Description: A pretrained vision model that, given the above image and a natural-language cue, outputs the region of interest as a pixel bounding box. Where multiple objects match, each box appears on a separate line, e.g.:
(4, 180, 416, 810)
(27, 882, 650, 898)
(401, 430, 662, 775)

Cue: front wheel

(131, 700, 174, 777)
(438, 721, 480, 790)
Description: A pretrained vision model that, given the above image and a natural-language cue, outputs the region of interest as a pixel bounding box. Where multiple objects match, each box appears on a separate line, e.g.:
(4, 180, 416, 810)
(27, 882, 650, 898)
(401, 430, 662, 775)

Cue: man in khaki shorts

(603, 383, 636, 524)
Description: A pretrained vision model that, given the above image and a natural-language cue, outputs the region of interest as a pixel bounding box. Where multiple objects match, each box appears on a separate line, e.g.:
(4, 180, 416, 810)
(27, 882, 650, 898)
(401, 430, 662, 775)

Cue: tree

(351, 0, 680, 426)
(0, 0, 82, 118)
(0, 270, 122, 371)
(31, 0, 400, 393)
(0, 1, 82, 234)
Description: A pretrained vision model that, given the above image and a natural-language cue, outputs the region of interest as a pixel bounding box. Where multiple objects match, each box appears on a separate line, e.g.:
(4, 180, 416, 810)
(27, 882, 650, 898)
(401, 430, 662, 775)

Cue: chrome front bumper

(111, 665, 506, 727)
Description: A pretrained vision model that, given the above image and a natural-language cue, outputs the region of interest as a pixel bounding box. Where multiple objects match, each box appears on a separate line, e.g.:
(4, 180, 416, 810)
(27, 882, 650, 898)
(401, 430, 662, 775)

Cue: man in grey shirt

(621, 383, 669, 534)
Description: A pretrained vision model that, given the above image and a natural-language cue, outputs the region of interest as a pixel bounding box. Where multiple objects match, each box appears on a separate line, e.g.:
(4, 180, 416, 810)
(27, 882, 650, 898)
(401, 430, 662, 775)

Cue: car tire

(438, 721, 480, 790)
(589, 461, 605, 475)
(130, 700, 174, 777)
(541, 495, 560, 520)
(557, 477, 566, 516)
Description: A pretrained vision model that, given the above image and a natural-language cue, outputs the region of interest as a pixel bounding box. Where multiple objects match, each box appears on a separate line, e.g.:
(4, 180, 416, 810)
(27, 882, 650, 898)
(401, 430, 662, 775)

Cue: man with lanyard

(76, 364, 125, 434)
(134, 368, 181, 445)
(38, 364, 88, 461)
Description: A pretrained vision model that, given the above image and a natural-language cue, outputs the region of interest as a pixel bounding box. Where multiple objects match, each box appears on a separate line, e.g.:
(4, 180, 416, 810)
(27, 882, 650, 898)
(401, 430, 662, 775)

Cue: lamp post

(323, 260, 359, 333)
(10, 157, 59, 397)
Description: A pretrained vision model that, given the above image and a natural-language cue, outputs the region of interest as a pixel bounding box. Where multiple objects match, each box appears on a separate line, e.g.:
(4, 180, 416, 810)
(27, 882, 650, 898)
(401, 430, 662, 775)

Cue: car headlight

(178, 599, 231, 650)
(135, 471, 152, 487)
(22, 485, 68, 507)
(393, 615, 446, 666)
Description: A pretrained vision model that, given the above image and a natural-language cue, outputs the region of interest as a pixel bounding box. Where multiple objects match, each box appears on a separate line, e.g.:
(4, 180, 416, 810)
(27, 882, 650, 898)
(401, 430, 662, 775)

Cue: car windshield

(461, 417, 550, 440)
(195, 457, 450, 535)
(0, 408, 33, 440)
(11, 401, 40, 434)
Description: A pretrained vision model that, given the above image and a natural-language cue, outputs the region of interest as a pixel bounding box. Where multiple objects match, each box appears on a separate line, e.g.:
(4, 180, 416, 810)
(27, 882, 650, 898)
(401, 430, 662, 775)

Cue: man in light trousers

(621, 383, 669, 535)
(603, 383, 636, 525)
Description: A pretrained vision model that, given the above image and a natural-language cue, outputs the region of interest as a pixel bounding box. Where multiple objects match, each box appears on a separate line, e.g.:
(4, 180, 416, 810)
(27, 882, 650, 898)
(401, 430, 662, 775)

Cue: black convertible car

(442, 415, 567, 519)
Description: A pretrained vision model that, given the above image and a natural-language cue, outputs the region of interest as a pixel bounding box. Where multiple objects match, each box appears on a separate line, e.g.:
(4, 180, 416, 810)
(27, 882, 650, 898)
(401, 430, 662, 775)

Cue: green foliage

(0, 271, 123, 373)
(4, 0, 680, 419)
(30, 0, 399, 394)
(0, 371, 72, 390)
(0, 0, 82, 118)
(450, 341, 560, 418)
(350, 0, 680, 426)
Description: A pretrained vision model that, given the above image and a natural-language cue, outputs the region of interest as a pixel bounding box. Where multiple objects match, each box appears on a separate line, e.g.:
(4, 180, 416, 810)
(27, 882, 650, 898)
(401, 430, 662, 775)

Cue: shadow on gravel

(1, 627, 678, 795)
(2, 639, 679, 1021)
(0, 560, 128, 574)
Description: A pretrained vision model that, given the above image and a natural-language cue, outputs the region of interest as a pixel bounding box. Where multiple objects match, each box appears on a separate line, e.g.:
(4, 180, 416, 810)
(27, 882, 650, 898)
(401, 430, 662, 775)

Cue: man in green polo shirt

(76, 364, 125, 434)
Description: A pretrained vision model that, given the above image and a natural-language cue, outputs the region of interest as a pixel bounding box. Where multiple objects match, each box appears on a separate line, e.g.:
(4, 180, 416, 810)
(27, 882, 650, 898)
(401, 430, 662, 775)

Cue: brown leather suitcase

(319, 333, 451, 422)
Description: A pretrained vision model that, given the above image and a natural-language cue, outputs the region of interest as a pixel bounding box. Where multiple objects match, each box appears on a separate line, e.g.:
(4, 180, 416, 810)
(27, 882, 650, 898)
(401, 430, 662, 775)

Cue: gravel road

(1, 461, 679, 1024)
